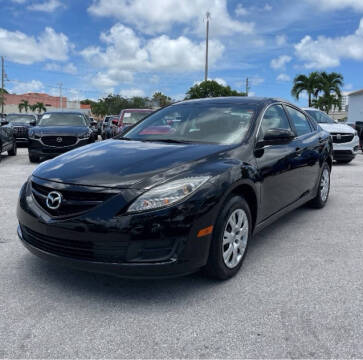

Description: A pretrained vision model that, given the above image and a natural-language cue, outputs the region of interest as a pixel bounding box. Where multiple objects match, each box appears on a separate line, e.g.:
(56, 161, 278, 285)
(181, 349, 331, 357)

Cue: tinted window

(124, 103, 256, 145)
(286, 106, 312, 136)
(38, 113, 86, 127)
(258, 105, 291, 139)
(7, 114, 36, 124)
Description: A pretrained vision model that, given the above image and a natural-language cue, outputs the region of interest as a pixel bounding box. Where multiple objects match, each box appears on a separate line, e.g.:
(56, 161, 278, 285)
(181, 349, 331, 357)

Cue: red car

(118, 109, 154, 132)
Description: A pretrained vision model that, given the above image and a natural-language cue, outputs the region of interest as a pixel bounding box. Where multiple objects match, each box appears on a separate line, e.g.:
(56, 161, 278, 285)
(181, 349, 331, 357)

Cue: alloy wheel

(222, 209, 249, 269)
(320, 168, 330, 202)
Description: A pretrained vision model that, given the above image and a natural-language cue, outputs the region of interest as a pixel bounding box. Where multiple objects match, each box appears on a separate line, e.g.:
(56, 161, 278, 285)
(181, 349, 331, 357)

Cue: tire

(308, 162, 330, 209)
(28, 152, 40, 163)
(336, 159, 352, 164)
(203, 195, 252, 280)
(8, 141, 17, 156)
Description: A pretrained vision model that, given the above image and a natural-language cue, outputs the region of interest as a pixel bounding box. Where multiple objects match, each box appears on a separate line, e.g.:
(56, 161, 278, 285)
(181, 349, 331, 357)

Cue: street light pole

(204, 12, 210, 82)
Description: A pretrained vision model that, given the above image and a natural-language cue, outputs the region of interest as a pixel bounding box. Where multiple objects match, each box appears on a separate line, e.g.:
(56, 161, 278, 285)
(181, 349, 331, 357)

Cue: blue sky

(0, 0, 363, 106)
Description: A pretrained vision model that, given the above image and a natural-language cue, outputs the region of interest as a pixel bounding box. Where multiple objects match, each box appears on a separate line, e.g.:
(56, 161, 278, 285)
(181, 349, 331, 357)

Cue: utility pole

(1, 56, 4, 116)
(57, 82, 63, 111)
(204, 11, 210, 82)
(245, 77, 250, 96)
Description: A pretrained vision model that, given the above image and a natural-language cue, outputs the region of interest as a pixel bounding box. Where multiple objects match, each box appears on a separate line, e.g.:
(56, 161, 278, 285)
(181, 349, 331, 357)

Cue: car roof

(175, 96, 291, 107)
(121, 108, 153, 112)
(43, 111, 84, 114)
(302, 108, 320, 112)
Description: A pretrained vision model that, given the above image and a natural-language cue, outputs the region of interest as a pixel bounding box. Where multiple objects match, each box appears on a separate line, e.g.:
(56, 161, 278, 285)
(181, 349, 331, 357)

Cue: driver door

(255, 104, 301, 220)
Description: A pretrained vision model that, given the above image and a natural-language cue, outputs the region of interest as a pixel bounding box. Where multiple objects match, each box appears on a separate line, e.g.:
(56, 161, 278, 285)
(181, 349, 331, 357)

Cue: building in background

(3, 92, 90, 114)
(348, 89, 363, 125)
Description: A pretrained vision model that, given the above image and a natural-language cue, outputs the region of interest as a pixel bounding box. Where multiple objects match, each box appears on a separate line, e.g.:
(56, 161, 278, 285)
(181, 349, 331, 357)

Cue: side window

(286, 106, 312, 136)
(258, 104, 291, 139)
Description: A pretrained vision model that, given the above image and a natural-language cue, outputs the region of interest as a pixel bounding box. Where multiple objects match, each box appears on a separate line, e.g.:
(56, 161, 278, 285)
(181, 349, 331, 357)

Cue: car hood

(33, 139, 232, 189)
(318, 123, 355, 134)
(32, 126, 88, 136)
(10, 122, 32, 127)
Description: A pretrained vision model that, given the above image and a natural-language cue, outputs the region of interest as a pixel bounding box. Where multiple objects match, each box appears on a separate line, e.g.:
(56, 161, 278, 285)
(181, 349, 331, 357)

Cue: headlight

(127, 176, 210, 213)
(79, 132, 91, 139)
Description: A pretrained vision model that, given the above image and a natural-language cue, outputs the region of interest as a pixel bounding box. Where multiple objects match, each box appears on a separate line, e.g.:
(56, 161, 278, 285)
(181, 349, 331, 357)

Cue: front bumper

(28, 138, 90, 158)
(333, 135, 360, 160)
(17, 178, 218, 278)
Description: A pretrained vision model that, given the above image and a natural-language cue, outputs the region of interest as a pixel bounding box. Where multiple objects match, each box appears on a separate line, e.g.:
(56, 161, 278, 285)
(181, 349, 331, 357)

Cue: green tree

(291, 72, 321, 107)
(18, 99, 30, 113)
(185, 80, 246, 100)
(31, 102, 47, 114)
(312, 94, 342, 114)
(152, 92, 172, 107)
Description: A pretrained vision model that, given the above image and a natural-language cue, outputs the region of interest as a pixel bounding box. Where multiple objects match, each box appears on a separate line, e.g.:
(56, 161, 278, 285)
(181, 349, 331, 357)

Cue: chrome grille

(331, 133, 354, 144)
(41, 136, 77, 147)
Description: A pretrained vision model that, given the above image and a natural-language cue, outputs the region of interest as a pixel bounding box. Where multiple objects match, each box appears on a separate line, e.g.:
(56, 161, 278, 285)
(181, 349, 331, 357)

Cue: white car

(304, 108, 360, 164)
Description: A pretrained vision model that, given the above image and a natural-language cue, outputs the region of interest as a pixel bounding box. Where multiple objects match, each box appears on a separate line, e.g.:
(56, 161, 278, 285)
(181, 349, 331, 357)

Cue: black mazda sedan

(17, 97, 332, 279)
(28, 112, 96, 162)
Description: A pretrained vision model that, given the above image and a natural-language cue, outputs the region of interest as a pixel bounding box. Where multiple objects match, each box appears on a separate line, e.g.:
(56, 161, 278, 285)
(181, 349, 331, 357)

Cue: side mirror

(259, 128, 295, 146)
(30, 120, 36, 126)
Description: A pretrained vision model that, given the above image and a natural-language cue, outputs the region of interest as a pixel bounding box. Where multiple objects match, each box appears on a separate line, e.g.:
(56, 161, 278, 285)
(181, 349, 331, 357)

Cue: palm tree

(291, 72, 321, 107)
(32, 102, 46, 114)
(312, 94, 341, 114)
(18, 99, 30, 113)
(319, 72, 344, 98)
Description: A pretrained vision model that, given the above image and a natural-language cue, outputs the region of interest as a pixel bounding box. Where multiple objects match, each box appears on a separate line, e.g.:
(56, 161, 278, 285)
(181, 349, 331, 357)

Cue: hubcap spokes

(320, 168, 330, 202)
(223, 209, 248, 269)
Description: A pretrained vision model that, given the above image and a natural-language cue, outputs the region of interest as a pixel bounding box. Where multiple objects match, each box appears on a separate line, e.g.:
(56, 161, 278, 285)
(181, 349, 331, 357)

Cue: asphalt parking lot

(0, 148, 362, 359)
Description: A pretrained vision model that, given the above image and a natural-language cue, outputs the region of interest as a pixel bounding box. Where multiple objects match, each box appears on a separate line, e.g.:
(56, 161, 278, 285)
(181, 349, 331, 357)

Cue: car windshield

(306, 110, 335, 124)
(38, 113, 86, 127)
(122, 111, 153, 125)
(7, 115, 35, 124)
(123, 103, 256, 145)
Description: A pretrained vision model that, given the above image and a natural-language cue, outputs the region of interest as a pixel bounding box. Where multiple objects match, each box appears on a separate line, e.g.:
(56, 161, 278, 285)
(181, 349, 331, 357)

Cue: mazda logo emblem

(46, 191, 63, 210)
(56, 137, 63, 143)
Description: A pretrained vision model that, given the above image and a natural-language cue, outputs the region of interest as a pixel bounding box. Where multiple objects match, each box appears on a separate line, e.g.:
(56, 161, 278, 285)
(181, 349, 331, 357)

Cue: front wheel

(203, 195, 251, 280)
(8, 141, 17, 156)
(28, 152, 40, 163)
(308, 163, 330, 209)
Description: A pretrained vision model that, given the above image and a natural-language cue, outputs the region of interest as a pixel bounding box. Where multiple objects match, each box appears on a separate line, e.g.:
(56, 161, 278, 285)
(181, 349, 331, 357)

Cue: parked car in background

(17, 97, 332, 280)
(6, 113, 38, 145)
(28, 111, 96, 163)
(304, 108, 359, 163)
(117, 108, 154, 133)
(84, 115, 98, 142)
(103, 116, 119, 139)
(0, 116, 17, 158)
(101, 115, 116, 139)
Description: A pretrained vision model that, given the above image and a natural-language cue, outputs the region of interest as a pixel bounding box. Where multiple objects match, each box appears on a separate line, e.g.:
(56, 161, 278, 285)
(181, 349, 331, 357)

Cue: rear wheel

(308, 163, 330, 209)
(28, 152, 40, 163)
(8, 141, 17, 156)
(204, 195, 251, 280)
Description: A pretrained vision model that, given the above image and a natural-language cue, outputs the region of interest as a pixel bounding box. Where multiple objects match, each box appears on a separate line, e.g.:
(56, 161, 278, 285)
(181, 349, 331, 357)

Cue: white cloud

(44, 62, 77, 74)
(264, 3, 272, 11)
(10, 80, 44, 94)
(235, 4, 248, 16)
(11, 0, 27, 3)
(307, 0, 363, 12)
(119, 88, 145, 98)
(250, 77, 264, 86)
(294, 18, 363, 68)
(0, 27, 71, 64)
(276, 73, 291, 82)
(270, 55, 292, 69)
(88, 0, 255, 37)
(150, 75, 160, 84)
(81, 23, 225, 90)
(27, 0, 64, 12)
(276, 34, 287, 46)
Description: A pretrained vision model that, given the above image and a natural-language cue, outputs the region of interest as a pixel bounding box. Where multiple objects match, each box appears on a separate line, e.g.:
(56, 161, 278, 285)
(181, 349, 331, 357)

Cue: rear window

(122, 111, 153, 125)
